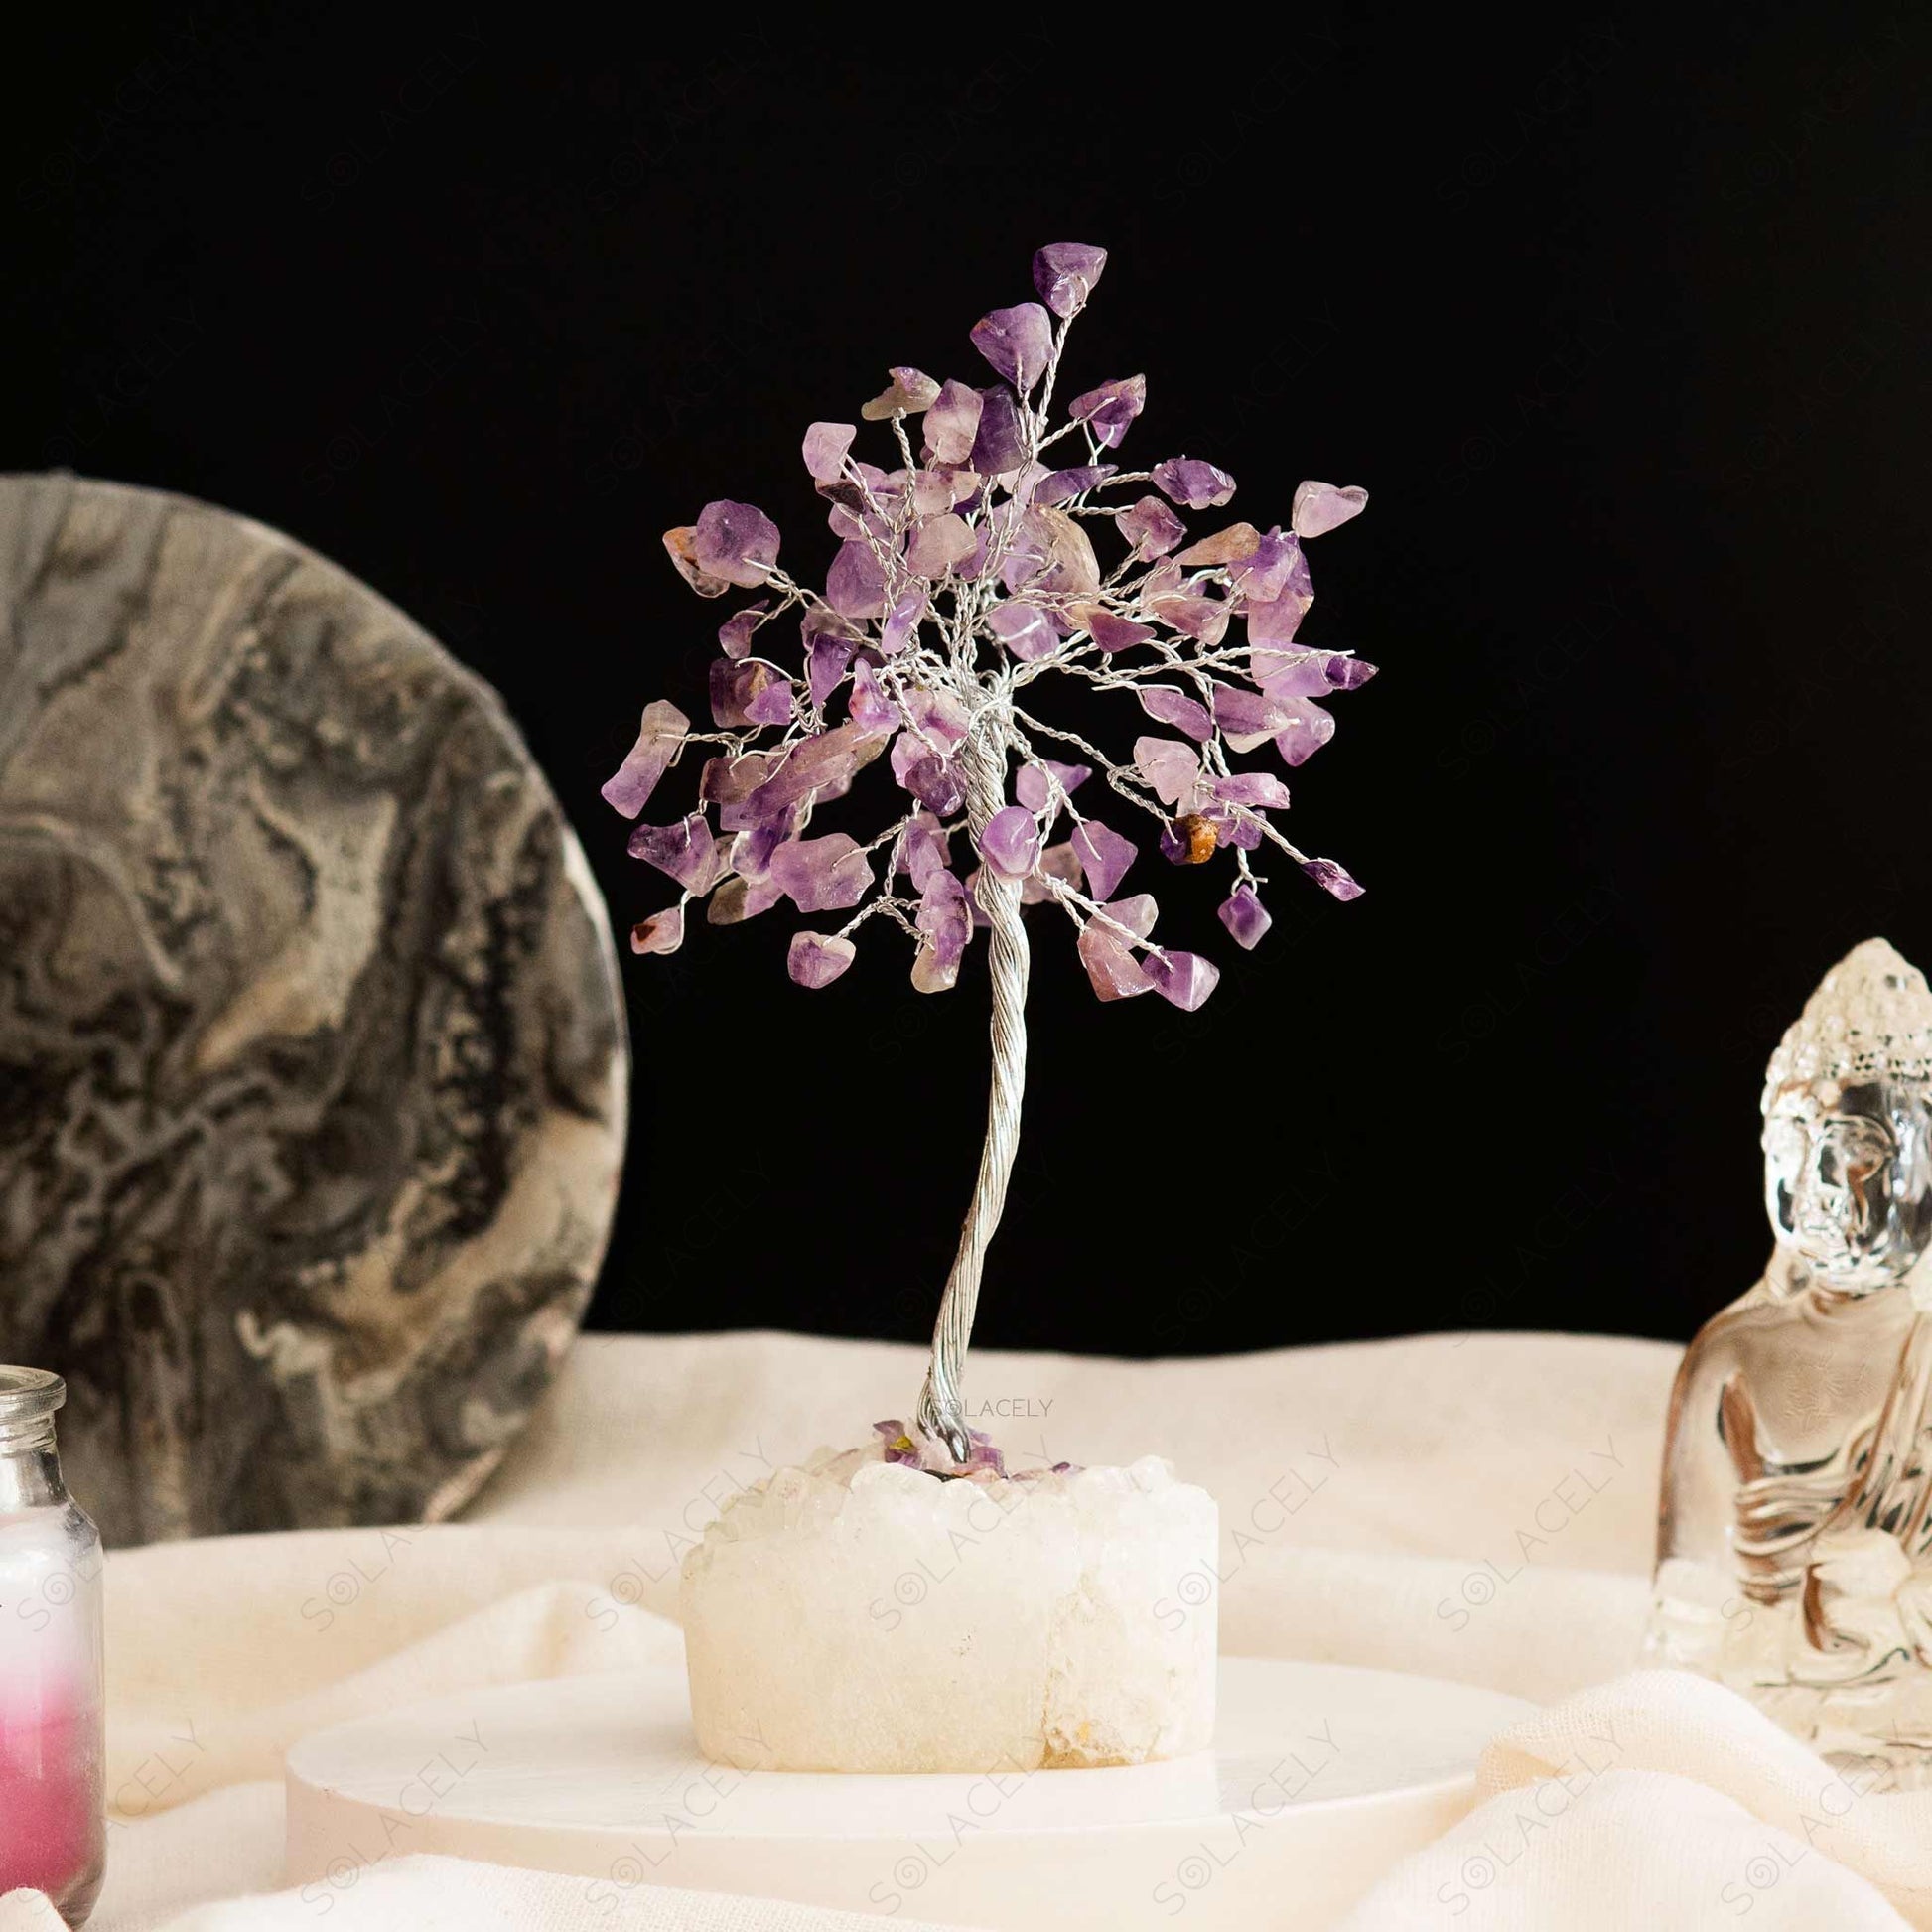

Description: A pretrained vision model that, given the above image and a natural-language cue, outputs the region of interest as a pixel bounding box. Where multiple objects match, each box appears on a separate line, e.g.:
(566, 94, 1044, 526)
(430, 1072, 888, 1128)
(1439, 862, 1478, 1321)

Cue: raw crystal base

(681, 1450, 1218, 1773)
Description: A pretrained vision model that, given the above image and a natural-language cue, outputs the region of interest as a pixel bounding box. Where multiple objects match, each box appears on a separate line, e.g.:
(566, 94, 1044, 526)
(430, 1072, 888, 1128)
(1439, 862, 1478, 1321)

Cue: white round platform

(285, 1659, 1528, 1929)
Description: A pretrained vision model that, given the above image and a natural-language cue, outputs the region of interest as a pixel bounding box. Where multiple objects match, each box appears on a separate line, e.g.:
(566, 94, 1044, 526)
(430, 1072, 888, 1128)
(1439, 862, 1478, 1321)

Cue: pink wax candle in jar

(0, 1370, 104, 1924)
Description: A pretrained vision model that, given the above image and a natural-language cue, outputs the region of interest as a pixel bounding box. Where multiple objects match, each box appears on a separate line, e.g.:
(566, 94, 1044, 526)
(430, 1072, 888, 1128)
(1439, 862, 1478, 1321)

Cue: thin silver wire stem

(917, 724, 1030, 1462)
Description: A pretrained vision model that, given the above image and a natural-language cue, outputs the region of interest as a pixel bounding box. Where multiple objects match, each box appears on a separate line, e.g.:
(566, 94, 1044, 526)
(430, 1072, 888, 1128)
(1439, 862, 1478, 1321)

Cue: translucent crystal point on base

(1647, 939, 1932, 1787)
(681, 1442, 1218, 1774)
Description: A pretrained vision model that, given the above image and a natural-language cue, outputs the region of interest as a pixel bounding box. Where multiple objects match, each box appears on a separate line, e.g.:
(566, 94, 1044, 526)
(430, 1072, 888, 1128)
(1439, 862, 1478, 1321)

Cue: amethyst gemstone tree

(606, 244, 1375, 1464)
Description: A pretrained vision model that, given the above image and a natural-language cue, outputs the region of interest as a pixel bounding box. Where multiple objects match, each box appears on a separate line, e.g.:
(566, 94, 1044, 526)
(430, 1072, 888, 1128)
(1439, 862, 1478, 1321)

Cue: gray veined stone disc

(0, 475, 627, 1544)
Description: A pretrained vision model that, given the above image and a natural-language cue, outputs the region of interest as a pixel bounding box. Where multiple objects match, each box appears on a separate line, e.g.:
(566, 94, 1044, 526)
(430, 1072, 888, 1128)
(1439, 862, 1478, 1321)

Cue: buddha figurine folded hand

(1646, 938, 1932, 1781)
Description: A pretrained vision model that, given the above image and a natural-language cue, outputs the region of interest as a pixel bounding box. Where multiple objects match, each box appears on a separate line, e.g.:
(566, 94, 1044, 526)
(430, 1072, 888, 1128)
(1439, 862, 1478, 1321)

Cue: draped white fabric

(6, 1329, 1927, 1930)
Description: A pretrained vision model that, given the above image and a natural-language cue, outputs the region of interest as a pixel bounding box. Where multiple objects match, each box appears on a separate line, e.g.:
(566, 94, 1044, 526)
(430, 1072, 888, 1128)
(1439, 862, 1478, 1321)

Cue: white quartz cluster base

(681, 1454, 1218, 1773)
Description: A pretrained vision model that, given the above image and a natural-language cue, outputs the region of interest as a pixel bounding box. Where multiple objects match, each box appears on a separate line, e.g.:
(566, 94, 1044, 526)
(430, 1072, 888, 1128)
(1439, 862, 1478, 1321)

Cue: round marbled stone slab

(0, 475, 627, 1544)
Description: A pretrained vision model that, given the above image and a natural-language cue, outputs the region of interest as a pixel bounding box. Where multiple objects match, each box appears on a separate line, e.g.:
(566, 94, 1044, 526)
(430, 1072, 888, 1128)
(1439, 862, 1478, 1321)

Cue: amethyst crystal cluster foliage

(606, 243, 1372, 1001)
(607, 244, 1375, 1458)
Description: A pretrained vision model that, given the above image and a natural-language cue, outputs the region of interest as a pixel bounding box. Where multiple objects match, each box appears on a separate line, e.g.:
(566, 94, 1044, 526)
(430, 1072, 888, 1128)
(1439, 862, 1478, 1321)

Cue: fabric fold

(23, 1328, 1929, 1930)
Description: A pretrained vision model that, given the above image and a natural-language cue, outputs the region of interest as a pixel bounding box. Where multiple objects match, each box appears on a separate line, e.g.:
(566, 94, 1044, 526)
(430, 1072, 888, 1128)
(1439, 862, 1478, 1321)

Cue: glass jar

(0, 1369, 104, 1924)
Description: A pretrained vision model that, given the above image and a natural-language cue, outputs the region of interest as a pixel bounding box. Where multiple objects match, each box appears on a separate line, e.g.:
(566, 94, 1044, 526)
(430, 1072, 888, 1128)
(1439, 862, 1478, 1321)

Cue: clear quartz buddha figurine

(1646, 939, 1932, 1782)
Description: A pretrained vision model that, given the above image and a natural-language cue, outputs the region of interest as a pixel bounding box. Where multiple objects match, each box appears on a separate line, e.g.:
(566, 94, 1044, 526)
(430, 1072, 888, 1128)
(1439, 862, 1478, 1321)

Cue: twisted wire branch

(917, 723, 1031, 1462)
(611, 262, 1372, 1478)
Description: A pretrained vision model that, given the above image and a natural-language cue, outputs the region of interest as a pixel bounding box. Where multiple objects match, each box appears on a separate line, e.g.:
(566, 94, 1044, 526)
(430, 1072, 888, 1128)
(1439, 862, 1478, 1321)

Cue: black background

(10, 12, 1928, 1356)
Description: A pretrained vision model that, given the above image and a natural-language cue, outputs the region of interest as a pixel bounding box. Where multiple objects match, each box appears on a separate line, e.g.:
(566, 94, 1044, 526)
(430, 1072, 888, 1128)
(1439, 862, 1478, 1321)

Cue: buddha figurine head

(1761, 939, 1932, 1291)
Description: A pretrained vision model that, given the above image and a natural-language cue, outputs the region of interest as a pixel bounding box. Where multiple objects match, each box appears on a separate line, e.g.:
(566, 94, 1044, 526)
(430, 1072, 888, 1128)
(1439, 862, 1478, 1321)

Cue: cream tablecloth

(5, 1329, 1930, 1930)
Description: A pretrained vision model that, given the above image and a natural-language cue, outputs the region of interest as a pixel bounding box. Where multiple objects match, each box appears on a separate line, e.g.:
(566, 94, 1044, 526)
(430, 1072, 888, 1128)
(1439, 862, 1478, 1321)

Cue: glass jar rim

(0, 1367, 66, 1424)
